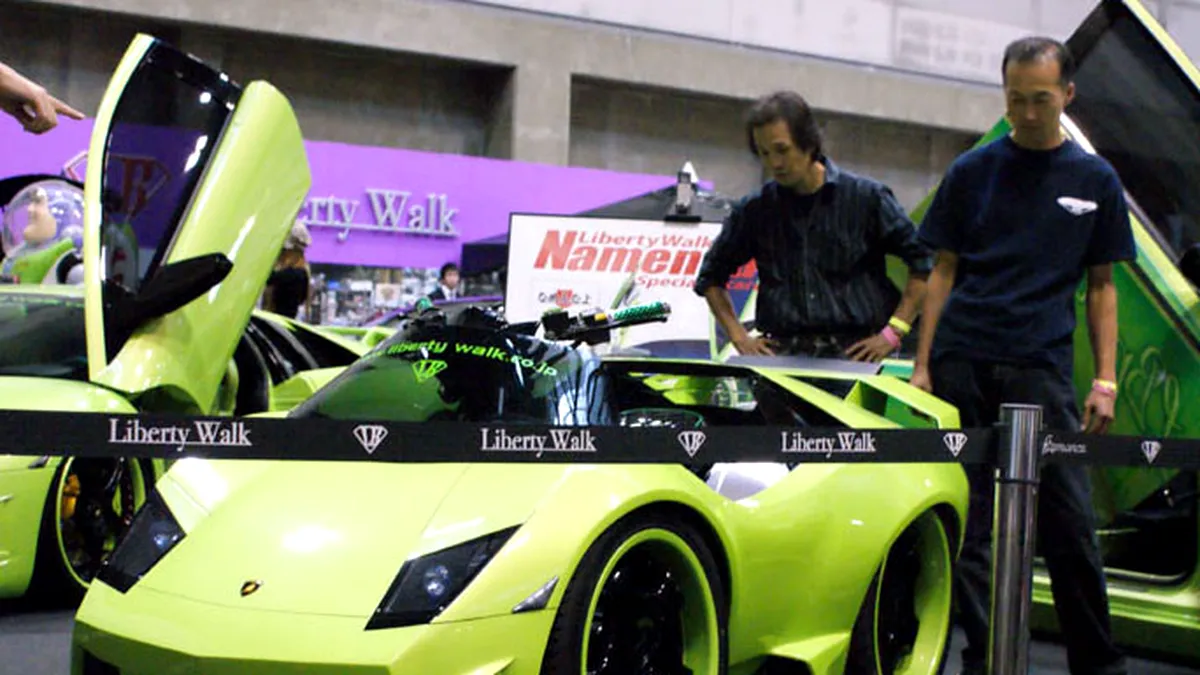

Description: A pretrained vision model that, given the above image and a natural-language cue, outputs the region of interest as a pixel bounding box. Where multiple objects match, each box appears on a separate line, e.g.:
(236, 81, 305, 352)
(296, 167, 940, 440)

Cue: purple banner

(1, 118, 678, 269)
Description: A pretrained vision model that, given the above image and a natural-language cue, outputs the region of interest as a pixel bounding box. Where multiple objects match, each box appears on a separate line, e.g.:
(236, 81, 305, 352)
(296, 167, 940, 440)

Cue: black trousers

(930, 357, 1126, 675)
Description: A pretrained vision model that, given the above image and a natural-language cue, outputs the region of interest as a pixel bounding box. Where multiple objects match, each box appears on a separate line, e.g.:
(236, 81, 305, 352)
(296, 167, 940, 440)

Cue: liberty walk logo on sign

(354, 425, 389, 455)
(942, 432, 967, 458)
(677, 431, 706, 458)
(108, 418, 251, 452)
(480, 427, 597, 457)
(1141, 440, 1161, 464)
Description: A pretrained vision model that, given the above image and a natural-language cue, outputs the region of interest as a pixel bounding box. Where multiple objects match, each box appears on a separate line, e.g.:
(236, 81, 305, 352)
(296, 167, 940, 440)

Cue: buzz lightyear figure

(0, 179, 85, 285)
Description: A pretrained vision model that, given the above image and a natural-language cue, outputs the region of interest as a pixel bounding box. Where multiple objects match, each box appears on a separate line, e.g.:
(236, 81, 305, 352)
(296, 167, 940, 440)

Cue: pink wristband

(881, 325, 902, 349)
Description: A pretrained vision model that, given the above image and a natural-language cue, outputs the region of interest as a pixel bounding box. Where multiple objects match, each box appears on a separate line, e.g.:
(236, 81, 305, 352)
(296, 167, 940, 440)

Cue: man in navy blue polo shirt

(912, 37, 1133, 675)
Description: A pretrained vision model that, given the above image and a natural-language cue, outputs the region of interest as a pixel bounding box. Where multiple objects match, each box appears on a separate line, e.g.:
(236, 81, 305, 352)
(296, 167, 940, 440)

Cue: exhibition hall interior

(3, 0, 1200, 673)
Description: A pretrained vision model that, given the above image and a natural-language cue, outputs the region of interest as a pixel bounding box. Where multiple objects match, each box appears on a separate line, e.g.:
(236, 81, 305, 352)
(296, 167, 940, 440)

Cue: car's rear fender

(0, 458, 59, 599)
(713, 461, 966, 666)
(0, 376, 137, 415)
(0, 377, 139, 599)
(269, 367, 345, 412)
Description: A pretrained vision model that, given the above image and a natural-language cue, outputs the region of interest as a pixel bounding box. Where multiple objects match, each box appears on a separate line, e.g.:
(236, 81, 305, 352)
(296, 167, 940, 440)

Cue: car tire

(29, 456, 151, 605)
(845, 510, 954, 675)
(540, 510, 729, 674)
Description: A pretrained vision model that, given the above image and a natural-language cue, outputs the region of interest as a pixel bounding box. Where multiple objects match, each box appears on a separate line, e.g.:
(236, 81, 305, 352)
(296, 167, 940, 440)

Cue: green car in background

(0, 35, 370, 603)
(899, 0, 1200, 665)
(709, 0, 1200, 664)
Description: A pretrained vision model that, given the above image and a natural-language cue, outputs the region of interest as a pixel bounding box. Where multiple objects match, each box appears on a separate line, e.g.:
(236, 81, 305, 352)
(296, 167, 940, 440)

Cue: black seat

(231, 335, 271, 415)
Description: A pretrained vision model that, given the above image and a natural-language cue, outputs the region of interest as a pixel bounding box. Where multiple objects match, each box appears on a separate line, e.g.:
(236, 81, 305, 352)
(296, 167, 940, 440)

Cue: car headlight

(365, 526, 519, 630)
(96, 488, 185, 593)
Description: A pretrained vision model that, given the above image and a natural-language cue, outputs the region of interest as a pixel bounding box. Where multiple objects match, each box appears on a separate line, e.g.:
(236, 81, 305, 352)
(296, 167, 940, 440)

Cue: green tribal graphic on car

(386, 340, 560, 376)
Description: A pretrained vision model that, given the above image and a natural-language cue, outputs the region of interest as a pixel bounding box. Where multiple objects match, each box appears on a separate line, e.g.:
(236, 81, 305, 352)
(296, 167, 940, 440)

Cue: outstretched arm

(0, 61, 84, 134)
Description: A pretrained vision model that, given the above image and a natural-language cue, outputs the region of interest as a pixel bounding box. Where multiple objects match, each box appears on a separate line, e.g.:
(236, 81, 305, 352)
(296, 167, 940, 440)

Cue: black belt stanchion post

(989, 403, 1043, 675)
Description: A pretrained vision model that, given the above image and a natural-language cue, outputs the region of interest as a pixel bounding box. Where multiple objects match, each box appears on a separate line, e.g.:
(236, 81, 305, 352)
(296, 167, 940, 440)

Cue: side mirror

(103, 253, 233, 358)
(1179, 243, 1200, 289)
(132, 253, 234, 319)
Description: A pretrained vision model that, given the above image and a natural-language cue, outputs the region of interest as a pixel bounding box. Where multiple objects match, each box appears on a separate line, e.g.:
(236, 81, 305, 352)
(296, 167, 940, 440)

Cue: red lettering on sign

(534, 229, 707, 277)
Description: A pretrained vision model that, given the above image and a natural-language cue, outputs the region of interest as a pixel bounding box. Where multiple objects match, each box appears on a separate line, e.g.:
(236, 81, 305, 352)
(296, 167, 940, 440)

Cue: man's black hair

(1002, 36, 1076, 85)
(744, 91, 823, 158)
(439, 262, 459, 280)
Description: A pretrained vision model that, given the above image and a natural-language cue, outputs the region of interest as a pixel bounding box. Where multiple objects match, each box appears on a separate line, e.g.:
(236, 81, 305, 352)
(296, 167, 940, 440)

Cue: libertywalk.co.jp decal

(384, 340, 559, 376)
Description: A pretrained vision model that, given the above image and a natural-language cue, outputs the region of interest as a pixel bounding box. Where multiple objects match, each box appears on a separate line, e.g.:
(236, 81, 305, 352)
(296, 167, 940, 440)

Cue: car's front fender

(434, 463, 734, 624)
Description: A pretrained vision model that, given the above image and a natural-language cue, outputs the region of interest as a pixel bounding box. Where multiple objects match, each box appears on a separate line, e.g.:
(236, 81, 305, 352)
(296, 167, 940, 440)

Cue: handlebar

(542, 301, 671, 345)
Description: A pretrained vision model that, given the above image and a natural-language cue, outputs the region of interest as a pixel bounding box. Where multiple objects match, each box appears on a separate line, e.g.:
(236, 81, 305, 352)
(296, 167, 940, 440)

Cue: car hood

(142, 460, 570, 618)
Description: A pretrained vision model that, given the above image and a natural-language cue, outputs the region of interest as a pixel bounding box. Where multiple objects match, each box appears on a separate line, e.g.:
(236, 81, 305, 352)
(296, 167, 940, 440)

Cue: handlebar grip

(610, 301, 671, 323)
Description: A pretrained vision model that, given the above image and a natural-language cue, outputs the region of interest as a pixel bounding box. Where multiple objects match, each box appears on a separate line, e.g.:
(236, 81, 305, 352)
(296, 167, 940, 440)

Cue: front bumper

(72, 582, 556, 674)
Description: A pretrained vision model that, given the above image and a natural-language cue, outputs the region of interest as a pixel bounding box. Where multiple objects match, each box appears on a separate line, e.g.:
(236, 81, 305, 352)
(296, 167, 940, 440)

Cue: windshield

(1067, 4, 1200, 260)
(0, 294, 87, 380)
(100, 42, 238, 293)
(289, 319, 616, 425)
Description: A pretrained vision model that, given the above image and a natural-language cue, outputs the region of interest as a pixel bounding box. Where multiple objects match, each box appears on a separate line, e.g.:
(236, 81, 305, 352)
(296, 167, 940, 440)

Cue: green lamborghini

(0, 32, 370, 603)
(0, 289, 368, 602)
(72, 308, 969, 675)
(63, 34, 972, 675)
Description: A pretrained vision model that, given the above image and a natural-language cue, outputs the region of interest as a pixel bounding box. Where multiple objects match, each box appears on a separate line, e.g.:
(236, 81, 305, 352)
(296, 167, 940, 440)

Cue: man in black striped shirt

(694, 91, 933, 362)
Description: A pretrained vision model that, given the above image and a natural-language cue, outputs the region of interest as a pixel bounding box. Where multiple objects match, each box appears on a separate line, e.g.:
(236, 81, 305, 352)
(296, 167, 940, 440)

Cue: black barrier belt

(4, 410, 1197, 468)
(1036, 431, 1200, 469)
(0, 410, 996, 465)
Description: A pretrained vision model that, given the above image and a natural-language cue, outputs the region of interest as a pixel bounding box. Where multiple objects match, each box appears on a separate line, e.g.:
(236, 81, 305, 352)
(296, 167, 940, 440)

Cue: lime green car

(71, 304, 968, 675)
(1033, 1, 1200, 663)
(64, 33, 970, 675)
(0, 290, 367, 603)
(0, 34, 369, 603)
(709, 2, 1200, 663)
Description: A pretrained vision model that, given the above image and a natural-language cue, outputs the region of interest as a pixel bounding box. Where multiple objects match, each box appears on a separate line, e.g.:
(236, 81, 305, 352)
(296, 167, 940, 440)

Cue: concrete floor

(3, 597, 1198, 675)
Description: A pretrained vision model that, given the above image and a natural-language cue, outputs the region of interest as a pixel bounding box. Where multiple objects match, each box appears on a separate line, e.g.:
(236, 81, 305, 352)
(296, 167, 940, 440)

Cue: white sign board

(504, 214, 727, 357)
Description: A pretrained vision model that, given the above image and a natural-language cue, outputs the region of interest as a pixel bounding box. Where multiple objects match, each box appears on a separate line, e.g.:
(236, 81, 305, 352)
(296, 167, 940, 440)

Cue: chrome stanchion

(989, 403, 1043, 675)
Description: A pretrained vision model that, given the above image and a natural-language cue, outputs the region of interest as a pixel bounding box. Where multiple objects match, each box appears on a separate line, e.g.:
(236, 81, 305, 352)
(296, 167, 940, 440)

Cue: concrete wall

(0, 3, 512, 158)
(464, 0, 1191, 84)
(568, 78, 976, 209)
(5, 0, 991, 208)
(217, 36, 509, 157)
